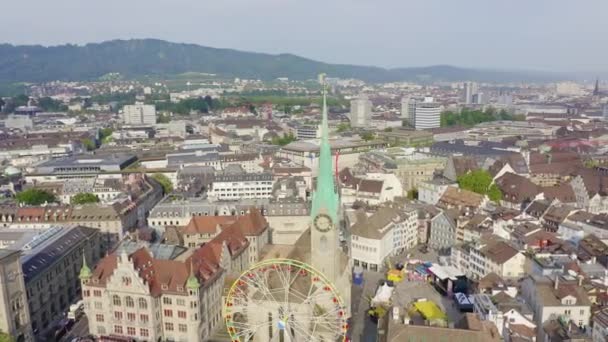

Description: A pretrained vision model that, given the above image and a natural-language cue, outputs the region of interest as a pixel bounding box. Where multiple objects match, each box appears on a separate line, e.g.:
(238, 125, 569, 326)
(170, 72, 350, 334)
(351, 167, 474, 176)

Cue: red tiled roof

(228, 208, 268, 236)
(183, 216, 235, 235)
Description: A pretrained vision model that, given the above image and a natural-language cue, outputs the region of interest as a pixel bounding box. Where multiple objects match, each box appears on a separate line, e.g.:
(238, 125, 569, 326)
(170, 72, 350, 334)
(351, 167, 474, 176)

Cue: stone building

(0, 250, 32, 341)
(80, 225, 250, 341)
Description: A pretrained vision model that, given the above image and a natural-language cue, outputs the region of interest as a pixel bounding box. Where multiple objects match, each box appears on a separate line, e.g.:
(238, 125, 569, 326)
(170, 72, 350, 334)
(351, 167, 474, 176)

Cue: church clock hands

(314, 214, 332, 232)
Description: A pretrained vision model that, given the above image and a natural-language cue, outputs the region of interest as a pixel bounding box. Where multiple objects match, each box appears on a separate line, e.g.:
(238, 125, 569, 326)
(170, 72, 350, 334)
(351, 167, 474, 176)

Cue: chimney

(554, 275, 559, 290)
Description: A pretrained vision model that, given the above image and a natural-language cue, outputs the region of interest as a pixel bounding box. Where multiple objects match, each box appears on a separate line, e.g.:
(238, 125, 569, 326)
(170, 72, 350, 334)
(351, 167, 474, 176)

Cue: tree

(407, 188, 418, 200)
(71, 193, 100, 205)
(157, 113, 171, 123)
(270, 133, 296, 146)
(360, 132, 375, 141)
(457, 169, 503, 201)
(204, 95, 213, 109)
(16, 189, 56, 205)
(440, 108, 524, 128)
(383, 127, 393, 132)
(336, 123, 351, 133)
(0, 331, 14, 342)
(487, 184, 503, 202)
(81, 138, 96, 151)
(37, 97, 68, 111)
(99, 128, 114, 144)
(152, 173, 173, 194)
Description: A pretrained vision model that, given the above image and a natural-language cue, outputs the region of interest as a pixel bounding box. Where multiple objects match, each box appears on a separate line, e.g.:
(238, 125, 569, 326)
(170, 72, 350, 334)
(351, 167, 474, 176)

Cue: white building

(349, 95, 372, 128)
(122, 103, 156, 125)
(340, 172, 403, 206)
(418, 179, 452, 205)
(350, 207, 417, 271)
(402, 96, 441, 130)
(463, 82, 485, 104)
(520, 275, 591, 341)
(451, 240, 526, 280)
(296, 125, 320, 140)
(208, 173, 274, 200)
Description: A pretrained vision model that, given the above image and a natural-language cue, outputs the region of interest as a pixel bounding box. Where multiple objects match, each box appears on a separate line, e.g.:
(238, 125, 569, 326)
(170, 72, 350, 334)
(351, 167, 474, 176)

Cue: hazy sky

(2, 0, 607, 72)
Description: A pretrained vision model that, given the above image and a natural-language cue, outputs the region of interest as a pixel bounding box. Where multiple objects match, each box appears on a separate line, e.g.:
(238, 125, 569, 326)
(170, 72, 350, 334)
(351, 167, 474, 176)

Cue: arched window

(139, 298, 148, 309)
(113, 295, 121, 306)
(125, 296, 134, 308)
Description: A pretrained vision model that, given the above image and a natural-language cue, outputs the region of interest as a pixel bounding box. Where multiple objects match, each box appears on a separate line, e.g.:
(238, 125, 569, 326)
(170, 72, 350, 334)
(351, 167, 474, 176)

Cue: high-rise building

(122, 103, 156, 125)
(402, 96, 441, 130)
(400, 97, 411, 121)
(349, 95, 372, 128)
(463, 82, 479, 104)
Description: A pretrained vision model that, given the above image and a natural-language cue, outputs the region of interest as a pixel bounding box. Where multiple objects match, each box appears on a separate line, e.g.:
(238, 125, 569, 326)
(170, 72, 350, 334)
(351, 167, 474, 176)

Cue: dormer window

(161, 284, 168, 290)
(177, 286, 183, 292)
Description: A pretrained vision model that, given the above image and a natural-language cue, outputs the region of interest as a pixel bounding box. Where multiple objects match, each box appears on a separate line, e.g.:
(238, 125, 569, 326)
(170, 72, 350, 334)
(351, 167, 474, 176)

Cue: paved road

(59, 317, 89, 342)
(349, 246, 445, 342)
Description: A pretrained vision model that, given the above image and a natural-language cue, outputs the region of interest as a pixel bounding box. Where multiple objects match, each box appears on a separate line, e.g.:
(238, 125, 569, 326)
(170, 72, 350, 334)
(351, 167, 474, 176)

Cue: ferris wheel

(224, 258, 349, 342)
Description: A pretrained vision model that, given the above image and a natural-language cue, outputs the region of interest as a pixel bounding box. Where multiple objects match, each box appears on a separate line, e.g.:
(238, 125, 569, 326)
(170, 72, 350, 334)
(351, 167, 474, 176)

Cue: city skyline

(1, 0, 607, 73)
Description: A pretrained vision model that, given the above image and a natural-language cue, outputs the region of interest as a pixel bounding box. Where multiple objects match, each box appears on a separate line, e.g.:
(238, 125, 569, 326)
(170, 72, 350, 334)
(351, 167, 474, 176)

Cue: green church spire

(79, 251, 92, 280)
(186, 260, 200, 290)
(311, 74, 339, 223)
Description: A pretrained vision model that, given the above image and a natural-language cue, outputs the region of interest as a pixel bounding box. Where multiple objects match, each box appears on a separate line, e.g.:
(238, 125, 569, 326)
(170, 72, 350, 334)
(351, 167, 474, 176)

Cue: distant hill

(0, 39, 570, 84)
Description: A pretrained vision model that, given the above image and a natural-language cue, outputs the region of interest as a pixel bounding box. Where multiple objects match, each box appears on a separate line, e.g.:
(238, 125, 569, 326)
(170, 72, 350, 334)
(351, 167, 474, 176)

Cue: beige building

(395, 157, 445, 192)
(81, 223, 250, 341)
(0, 226, 101, 341)
(0, 250, 32, 342)
(521, 275, 591, 341)
(178, 209, 269, 264)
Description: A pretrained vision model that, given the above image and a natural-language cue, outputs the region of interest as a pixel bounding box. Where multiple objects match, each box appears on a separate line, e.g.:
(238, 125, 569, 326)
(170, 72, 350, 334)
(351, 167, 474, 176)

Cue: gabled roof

(439, 186, 484, 208)
(182, 216, 235, 235)
(481, 241, 520, 265)
(88, 243, 224, 296)
(495, 173, 540, 204)
(227, 208, 268, 236)
(450, 156, 479, 176)
(351, 207, 401, 240)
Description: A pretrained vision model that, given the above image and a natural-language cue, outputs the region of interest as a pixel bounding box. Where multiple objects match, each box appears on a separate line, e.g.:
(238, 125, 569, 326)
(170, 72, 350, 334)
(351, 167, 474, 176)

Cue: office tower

(349, 95, 372, 128)
(403, 97, 441, 130)
(122, 103, 157, 125)
(464, 82, 480, 104)
(401, 97, 411, 120)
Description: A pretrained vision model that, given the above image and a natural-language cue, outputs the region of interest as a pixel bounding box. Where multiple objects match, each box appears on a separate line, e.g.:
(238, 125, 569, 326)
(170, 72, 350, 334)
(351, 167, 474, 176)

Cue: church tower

(310, 74, 341, 283)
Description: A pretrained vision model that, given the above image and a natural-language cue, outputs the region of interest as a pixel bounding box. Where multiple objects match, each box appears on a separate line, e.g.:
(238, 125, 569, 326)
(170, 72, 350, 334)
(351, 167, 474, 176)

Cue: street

(349, 246, 457, 342)
(59, 317, 89, 342)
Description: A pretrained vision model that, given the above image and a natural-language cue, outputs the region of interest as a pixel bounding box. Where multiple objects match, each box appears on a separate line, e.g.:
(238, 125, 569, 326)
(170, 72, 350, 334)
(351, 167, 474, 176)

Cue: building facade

(122, 103, 156, 125)
(349, 95, 372, 128)
(208, 173, 274, 200)
(403, 97, 441, 130)
(0, 250, 32, 342)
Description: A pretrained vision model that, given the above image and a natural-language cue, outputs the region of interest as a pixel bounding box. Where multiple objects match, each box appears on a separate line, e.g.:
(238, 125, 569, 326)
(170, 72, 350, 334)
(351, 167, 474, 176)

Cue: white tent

(371, 283, 394, 306)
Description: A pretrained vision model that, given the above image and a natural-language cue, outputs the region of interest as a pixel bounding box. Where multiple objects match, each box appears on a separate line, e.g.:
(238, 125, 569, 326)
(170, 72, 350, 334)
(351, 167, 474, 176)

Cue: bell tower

(310, 74, 341, 283)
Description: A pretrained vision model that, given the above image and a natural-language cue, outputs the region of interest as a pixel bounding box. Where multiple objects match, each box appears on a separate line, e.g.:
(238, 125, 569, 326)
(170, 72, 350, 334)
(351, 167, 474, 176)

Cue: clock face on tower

(314, 214, 333, 233)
